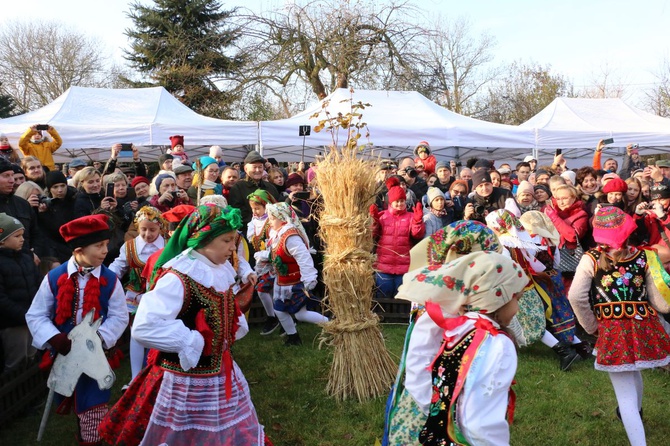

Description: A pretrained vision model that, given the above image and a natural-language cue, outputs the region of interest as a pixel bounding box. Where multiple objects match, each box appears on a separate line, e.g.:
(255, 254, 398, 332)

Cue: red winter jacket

(373, 207, 425, 274)
(544, 199, 588, 249)
(414, 155, 437, 176)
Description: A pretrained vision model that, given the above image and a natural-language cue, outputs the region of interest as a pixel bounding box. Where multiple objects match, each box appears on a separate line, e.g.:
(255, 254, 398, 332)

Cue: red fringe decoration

(54, 272, 102, 326)
(54, 273, 75, 325)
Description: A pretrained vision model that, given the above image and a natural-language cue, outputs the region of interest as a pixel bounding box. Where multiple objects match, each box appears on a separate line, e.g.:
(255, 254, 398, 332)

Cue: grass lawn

(2, 322, 669, 445)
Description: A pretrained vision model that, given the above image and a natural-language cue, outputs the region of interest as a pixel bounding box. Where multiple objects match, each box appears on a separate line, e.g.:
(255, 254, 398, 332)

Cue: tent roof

(520, 98, 670, 161)
(259, 89, 535, 162)
(0, 86, 258, 162)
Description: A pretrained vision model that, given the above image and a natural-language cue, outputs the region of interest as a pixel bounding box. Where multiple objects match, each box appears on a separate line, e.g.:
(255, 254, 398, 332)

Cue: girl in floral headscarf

(262, 202, 327, 346)
(100, 205, 272, 446)
(384, 220, 505, 446)
(390, 251, 526, 446)
(109, 205, 168, 384)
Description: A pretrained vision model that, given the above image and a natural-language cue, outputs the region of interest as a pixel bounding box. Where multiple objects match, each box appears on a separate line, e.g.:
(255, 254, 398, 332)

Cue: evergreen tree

(125, 0, 244, 118)
(0, 83, 16, 118)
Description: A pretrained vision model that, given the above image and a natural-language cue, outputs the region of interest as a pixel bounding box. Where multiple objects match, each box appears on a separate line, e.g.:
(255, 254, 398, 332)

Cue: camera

(170, 190, 179, 200)
(473, 204, 486, 216)
(38, 195, 52, 206)
(455, 161, 462, 168)
(403, 167, 417, 179)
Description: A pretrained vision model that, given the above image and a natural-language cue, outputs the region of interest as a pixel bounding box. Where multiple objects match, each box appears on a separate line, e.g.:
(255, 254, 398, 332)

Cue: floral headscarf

(134, 205, 168, 235)
(247, 189, 277, 206)
(397, 251, 526, 315)
(152, 204, 242, 283)
(408, 220, 502, 271)
(266, 202, 311, 248)
(485, 209, 545, 253)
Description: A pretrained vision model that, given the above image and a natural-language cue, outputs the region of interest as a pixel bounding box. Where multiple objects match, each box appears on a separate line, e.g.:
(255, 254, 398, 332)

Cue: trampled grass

(2, 323, 669, 445)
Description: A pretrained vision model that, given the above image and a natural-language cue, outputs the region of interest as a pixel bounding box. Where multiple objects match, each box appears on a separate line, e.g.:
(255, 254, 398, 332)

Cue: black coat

(228, 178, 280, 228)
(38, 186, 77, 262)
(73, 190, 103, 218)
(0, 248, 40, 329)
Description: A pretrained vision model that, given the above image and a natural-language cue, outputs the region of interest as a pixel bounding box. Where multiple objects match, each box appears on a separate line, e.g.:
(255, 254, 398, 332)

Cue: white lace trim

(164, 249, 236, 291)
(595, 356, 670, 372)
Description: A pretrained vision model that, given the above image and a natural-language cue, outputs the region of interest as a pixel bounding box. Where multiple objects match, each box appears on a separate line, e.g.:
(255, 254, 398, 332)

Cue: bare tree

(645, 56, 670, 117)
(0, 21, 112, 112)
(235, 0, 425, 105)
(477, 61, 570, 125)
(574, 63, 627, 99)
(415, 16, 499, 115)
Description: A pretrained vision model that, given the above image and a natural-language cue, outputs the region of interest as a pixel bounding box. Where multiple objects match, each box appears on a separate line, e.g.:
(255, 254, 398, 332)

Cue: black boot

(552, 341, 580, 371)
(284, 333, 302, 346)
(573, 342, 594, 359)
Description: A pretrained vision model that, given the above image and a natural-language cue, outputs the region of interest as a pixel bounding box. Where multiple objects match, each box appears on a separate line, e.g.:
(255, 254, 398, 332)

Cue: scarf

(54, 259, 106, 325)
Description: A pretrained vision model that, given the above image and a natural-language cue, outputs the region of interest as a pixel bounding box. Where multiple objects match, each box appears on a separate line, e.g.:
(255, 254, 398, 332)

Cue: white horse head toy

(47, 310, 115, 397)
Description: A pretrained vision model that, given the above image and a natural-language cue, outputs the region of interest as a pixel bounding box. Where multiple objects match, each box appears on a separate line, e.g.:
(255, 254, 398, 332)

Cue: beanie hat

(194, 156, 217, 171)
(516, 180, 534, 196)
(472, 169, 492, 189)
(0, 157, 13, 174)
(592, 206, 637, 249)
(602, 177, 628, 194)
(449, 179, 470, 195)
(11, 164, 24, 175)
(285, 173, 305, 189)
(46, 171, 67, 189)
(306, 166, 317, 184)
(386, 176, 405, 203)
(650, 184, 670, 201)
(162, 204, 196, 223)
(435, 160, 449, 172)
(169, 135, 184, 149)
(154, 173, 174, 191)
(0, 213, 24, 243)
(158, 153, 174, 167)
(59, 214, 111, 249)
(534, 184, 551, 197)
(131, 176, 150, 188)
(426, 187, 445, 207)
(414, 141, 431, 156)
(561, 170, 576, 185)
(244, 151, 265, 165)
(209, 145, 223, 158)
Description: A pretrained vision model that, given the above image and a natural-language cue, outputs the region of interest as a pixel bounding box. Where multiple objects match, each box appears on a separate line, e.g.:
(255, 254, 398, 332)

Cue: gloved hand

(413, 202, 423, 222)
(369, 204, 381, 225)
(48, 333, 72, 356)
(195, 309, 214, 356)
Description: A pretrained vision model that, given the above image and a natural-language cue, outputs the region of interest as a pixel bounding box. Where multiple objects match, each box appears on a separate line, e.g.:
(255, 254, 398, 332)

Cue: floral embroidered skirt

(595, 315, 670, 372)
(515, 288, 545, 345)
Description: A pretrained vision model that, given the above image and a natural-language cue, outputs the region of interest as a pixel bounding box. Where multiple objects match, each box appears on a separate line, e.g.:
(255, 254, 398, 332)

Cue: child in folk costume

(25, 214, 129, 446)
(569, 207, 670, 446)
(99, 205, 271, 446)
(247, 189, 281, 335)
(109, 206, 167, 384)
(262, 202, 328, 346)
(384, 220, 505, 445)
(486, 209, 585, 371)
(394, 251, 526, 446)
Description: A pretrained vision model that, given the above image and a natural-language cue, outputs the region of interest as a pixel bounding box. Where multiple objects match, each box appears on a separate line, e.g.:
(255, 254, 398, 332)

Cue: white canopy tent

(520, 98, 670, 166)
(0, 86, 258, 163)
(259, 89, 536, 163)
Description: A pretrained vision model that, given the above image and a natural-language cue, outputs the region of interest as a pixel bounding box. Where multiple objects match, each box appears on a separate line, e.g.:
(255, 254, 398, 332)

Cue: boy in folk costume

(100, 205, 271, 446)
(109, 206, 168, 384)
(262, 202, 328, 346)
(247, 189, 281, 335)
(25, 214, 128, 446)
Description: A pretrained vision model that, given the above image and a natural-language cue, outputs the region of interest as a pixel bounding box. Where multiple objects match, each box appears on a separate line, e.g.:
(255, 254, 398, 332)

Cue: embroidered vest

(158, 269, 237, 376)
(47, 263, 116, 334)
(587, 249, 657, 321)
(250, 218, 271, 252)
(419, 330, 476, 446)
(270, 227, 303, 286)
(124, 240, 146, 293)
